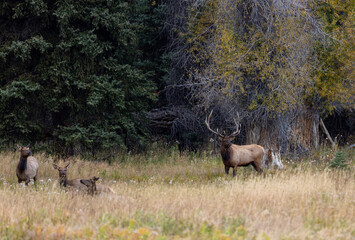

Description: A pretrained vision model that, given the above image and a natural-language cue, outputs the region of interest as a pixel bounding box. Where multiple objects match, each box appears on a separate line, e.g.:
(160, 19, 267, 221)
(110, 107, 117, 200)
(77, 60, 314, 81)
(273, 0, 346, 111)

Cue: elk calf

(16, 145, 39, 185)
(52, 163, 87, 191)
(206, 111, 265, 176)
(80, 177, 99, 195)
(81, 177, 115, 195)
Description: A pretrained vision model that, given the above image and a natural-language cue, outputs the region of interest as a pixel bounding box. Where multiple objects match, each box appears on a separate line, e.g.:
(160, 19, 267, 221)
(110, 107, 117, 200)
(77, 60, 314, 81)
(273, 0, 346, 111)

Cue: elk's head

(205, 110, 241, 149)
(17, 144, 32, 158)
(80, 177, 99, 195)
(53, 163, 70, 179)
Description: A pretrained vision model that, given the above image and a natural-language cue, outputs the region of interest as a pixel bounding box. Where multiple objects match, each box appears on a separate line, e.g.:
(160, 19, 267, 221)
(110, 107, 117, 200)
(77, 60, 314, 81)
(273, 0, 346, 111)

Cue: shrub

(328, 151, 348, 169)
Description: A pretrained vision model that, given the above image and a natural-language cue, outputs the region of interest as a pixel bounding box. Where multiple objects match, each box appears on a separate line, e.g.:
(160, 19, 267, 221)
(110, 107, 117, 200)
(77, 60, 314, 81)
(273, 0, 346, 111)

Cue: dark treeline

(0, 0, 353, 157)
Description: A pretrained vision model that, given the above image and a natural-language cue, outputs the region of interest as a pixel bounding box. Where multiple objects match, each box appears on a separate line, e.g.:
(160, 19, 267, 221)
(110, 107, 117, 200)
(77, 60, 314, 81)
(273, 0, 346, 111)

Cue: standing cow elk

(205, 111, 265, 176)
(16, 145, 39, 185)
(52, 163, 87, 191)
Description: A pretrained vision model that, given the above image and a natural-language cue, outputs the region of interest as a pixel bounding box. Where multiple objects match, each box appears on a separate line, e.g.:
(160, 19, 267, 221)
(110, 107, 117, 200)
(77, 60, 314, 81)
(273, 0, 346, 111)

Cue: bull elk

(16, 145, 39, 185)
(205, 111, 264, 176)
(52, 163, 88, 191)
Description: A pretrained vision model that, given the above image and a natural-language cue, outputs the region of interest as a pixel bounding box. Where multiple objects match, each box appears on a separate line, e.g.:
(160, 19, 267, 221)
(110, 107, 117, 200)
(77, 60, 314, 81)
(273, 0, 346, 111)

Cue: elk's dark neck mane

(220, 146, 232, 163)
(17, 157, 28, 173)
(60, 175, 67, 187)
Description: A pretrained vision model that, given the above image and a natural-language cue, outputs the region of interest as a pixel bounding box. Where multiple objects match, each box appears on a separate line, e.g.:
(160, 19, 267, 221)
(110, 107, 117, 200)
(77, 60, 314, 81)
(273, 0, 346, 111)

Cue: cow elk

(16, 145, 39, 185)
(205, 111, 265, 176)
(52, 163, 87, 191)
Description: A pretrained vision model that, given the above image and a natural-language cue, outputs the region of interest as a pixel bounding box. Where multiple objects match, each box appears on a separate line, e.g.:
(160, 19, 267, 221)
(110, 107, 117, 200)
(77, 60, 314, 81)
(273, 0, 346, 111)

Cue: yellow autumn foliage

(184, 0, 354, 115)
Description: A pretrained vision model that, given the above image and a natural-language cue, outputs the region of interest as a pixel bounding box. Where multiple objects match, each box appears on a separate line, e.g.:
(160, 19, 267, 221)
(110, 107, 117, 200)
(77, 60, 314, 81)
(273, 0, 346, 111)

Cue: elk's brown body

(52, 163, 88, 191)
(96, 183, 115, 194)
(16, 145, 39, 185)
(206, 111, 265, 176)
(220, 139, 264, 176)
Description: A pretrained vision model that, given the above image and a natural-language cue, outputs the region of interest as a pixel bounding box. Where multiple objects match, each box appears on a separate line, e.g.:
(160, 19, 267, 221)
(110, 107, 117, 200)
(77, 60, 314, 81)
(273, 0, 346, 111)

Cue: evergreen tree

(0, 0, 167, 155)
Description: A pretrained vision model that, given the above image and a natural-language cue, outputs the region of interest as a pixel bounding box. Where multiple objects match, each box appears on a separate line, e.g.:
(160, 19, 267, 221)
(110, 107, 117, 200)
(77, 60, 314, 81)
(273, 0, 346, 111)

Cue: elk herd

(16, 145, 114, 195)
(14, 111, 283, 193)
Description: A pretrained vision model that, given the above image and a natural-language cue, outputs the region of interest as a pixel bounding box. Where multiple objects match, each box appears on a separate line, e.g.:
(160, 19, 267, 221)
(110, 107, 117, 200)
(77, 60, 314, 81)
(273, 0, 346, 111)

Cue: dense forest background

(0, 0, 353, 158)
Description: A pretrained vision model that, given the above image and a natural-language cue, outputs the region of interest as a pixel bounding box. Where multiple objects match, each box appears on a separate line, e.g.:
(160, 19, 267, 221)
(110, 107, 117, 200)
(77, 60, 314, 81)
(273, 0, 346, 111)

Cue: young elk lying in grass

(80, 176, 115, 195)
(80, 177, 99, 195)
(16, 145, 39, 185)
(52, 163, 87, 191)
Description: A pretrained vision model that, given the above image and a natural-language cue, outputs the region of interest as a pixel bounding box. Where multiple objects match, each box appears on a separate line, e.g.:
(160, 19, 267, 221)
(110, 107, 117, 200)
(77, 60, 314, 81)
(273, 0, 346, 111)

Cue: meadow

(0, 146, 354, 240)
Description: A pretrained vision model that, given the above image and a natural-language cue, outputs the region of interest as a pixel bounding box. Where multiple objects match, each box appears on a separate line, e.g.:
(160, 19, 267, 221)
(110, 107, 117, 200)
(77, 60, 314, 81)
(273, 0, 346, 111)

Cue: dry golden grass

(0, 149, 354, 239)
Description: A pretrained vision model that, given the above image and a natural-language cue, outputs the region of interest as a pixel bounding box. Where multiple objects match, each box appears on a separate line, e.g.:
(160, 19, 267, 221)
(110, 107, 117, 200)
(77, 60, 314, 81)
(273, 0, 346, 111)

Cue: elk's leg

(224, 165, 230, 175)
(33, 176, 38, 189)
(25, 179, 30, 185)
(251, 162, 263, 175)
(232, 167, 237, 177)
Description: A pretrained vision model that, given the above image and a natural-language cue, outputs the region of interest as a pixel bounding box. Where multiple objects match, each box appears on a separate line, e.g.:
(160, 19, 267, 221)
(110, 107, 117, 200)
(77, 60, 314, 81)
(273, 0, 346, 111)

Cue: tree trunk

(312, 113, 320, 149)
(320, 118, 336, 149)
(289, 107, 320, 153)
(246, 123, 261, 144)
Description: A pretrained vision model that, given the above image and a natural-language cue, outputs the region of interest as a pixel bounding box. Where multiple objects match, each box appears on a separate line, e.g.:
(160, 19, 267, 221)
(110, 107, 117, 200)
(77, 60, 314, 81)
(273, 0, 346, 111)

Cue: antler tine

(205, 110, 223, 137)
(230, 112, 241, 137)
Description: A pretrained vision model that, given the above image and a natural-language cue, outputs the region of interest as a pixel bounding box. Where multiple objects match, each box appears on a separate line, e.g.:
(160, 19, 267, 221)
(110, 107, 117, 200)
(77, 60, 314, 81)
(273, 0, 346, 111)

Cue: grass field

(0, 147, 354, 239)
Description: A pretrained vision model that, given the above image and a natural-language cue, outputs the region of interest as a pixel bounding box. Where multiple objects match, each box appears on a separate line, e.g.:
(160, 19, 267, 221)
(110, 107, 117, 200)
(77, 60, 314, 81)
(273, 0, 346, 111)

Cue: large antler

(229, 112, 241, 137)
(205, 110, 223, 137)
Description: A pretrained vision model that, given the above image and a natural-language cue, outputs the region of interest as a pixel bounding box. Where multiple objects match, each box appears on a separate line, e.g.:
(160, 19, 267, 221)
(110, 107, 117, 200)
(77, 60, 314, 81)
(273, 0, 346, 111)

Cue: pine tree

(0, 0, 167, 155)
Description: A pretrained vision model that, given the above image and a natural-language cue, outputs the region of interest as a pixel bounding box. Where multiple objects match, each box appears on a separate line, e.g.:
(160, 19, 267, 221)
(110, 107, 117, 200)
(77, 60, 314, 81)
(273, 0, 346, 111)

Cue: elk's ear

(218, 136, 223, 141)
(229, 136, 235, 141)
(80, 179, 91, 187)
(65, 162, 71, 169)
(52, 164, 58, 170)
(93, 176, 99, 182)
(16, 144, 22, 150)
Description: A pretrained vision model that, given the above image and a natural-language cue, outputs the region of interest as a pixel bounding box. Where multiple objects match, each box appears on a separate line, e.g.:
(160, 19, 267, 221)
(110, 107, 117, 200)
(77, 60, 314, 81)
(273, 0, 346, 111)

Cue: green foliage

(328, 151, 348, 169)
(0, 0, 169, 154)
